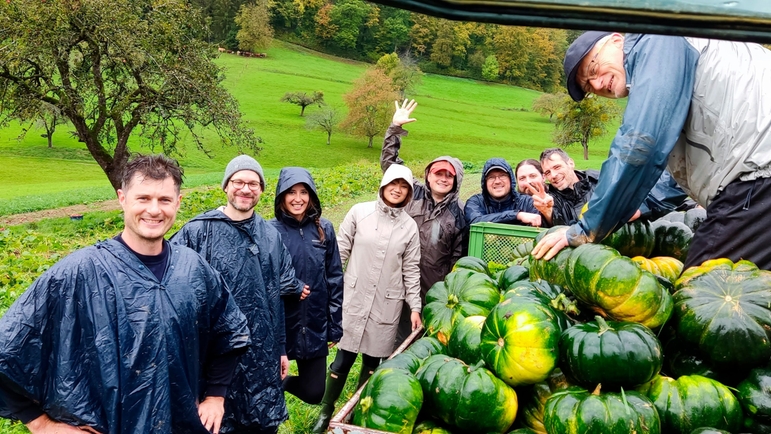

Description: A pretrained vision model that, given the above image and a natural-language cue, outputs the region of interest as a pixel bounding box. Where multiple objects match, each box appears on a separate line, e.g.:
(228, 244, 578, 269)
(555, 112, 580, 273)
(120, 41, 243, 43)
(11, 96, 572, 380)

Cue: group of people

(1, 28, 770, 434)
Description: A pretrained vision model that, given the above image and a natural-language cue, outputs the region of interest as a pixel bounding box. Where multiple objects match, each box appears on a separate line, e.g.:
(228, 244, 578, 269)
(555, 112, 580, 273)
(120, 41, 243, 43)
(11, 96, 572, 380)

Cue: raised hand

(530, 182, 554, 223)
(392, 99, 418, 126)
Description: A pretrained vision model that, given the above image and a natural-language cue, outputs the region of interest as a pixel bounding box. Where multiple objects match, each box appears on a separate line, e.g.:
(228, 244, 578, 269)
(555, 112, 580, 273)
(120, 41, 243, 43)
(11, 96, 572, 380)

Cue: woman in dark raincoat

(269, 167, 343, 407)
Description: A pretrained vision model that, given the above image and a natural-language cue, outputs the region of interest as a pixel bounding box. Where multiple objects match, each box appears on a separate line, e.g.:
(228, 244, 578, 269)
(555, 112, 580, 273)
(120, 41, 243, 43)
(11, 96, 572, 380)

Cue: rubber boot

(310, 369, 347, 434)
(356, 363, 377, 389)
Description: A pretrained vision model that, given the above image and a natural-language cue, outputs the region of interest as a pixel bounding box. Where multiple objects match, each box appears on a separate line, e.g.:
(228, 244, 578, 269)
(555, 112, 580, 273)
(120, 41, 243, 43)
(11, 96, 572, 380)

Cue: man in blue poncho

(172, 155, 309, 434)
(0, 154, 251, 434)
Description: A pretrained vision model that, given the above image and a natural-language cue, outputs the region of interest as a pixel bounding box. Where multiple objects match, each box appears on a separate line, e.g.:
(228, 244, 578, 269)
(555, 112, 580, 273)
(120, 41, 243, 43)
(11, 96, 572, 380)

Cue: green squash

(509, 429, 539, 434)
(354, 368, 423, 434)
(737, 368, 771, 430)
(424, 358, 518, 433)
(412, 420, 453, 433)
(684, 207, 707, 233)
(631, 255, 684, 285)
(447, 315, 485, 365)
(559, 316, 663, 389)
(378, 351, 424, 375)
(423, 270, 501, 345)
(660, 210, 686, 223)
(602, 219, 656, 258)
(636, 374, 743, 433)
(479, 298, 561, 387)
(651, 220, 693, 262)
(516, 368, 571, 434)
(416, 355, 454, 415)
(503, 279, 579, 318)
(661, 328, 721, 381)
(544, 384, 661, 434)
(452, 256, 490, 276)
(497, 264, 530, 291)
(403, 336, 447, 360)
(673, 258, 771, 371)
(565, 243, 673, 329)
(529, 226, 573, 288)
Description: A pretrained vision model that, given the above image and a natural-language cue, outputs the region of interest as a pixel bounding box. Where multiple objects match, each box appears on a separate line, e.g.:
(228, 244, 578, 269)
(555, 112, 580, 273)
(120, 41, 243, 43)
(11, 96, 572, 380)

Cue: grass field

(0, 40, 616, 216)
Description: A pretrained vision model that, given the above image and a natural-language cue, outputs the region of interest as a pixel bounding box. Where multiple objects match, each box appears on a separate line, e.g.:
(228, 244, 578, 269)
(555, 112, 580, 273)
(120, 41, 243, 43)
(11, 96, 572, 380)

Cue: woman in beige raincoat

(311, 163, 422, 433)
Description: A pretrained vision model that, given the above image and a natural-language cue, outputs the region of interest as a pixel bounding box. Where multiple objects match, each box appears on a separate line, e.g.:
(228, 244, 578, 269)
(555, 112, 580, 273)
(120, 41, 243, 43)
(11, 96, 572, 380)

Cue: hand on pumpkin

(532, 226, 569, 260)
(392, 99, 417, 126)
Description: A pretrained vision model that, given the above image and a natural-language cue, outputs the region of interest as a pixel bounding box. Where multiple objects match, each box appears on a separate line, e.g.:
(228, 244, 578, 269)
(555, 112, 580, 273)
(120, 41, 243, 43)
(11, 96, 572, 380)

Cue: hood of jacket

(274, 167, 322, 225)
(481, 157, 518, 204)
(425, 156, 465, 206)
(380, 164, 414, 208)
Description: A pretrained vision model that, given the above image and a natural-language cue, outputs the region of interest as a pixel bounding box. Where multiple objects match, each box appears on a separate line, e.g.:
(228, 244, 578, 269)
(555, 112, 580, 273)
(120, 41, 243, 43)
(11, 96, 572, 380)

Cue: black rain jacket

(0, 239, 249, 434)
(171, 211, 303, 431)
(269, 167, 344, 360)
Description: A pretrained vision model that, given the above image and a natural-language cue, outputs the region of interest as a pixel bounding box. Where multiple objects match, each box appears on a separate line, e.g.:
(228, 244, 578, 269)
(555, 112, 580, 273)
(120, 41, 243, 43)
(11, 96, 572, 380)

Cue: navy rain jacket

(464, 157, 538, 225)
(269, 167, 344, 360)
(171, 211, 304, 431)
(0, 239, 250, 434)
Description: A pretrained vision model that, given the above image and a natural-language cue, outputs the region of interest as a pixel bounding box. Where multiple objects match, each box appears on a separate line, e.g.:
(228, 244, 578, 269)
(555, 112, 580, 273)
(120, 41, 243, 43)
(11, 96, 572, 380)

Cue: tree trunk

(326, 131, 331, 145)
(47, 133, 53, 148)
(300, 105, 306, 116)
(582, 139, 589, 160)
(367, 135, 373, 148)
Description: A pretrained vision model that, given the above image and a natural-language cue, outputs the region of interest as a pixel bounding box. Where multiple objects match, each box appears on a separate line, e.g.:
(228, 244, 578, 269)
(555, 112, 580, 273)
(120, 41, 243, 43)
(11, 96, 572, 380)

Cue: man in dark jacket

(464, 158, 542, 227)
(0, 154, 250, 434)
(539, 148, 600, 226)
(381, 99, 466, 349)
(171, 155, 308, 434)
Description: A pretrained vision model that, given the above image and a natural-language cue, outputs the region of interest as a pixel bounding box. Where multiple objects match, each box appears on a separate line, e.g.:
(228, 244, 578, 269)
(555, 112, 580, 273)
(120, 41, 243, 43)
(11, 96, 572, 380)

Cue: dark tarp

(171, 210, 303, 431)
(0, 239, 250, 434)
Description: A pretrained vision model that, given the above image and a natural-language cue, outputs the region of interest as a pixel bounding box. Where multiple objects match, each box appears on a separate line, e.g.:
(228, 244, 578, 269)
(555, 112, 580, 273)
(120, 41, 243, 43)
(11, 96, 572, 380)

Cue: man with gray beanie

(533, 31, 771, 271)
(172, 154, 309, 434)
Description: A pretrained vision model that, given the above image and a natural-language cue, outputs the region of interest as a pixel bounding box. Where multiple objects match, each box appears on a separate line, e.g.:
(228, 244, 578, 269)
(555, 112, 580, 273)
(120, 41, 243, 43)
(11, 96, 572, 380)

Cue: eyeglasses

(486, 174, 509, 182)
(230, 179, 261, 191)
(581, 39, 610, 95)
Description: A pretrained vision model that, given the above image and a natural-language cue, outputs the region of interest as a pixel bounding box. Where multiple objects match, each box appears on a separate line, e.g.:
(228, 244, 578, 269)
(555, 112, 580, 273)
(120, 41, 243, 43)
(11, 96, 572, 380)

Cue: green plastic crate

(468, 222, 545, 264)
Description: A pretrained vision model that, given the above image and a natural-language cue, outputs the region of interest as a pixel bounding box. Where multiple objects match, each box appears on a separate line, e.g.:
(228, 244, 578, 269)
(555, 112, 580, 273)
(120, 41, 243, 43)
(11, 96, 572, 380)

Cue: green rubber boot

(310, 369, 348, 434)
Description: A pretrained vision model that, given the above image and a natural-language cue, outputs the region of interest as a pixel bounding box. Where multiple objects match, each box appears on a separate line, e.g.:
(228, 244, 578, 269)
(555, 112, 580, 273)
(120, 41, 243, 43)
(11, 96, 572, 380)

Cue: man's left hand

(410, 312, 422, 331)
(280, 355, 289, 380)
(198, 396, 225, 434)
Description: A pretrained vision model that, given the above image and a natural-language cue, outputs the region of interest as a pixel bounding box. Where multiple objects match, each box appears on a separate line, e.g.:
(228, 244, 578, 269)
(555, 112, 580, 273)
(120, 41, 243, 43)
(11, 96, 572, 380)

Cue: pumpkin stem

(447, 293, 459, 308)
(592, 384, 602, 396)
(595, 315, 611, 335)
(468, 359, 486, 373)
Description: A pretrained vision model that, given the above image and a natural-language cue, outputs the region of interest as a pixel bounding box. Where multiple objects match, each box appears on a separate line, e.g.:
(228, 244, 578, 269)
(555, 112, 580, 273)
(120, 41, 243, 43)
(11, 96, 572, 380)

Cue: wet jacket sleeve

(403, 229, 422, 312)
(324, 224, 344, 343)
(567, 35, 699, 246)
(380, 124, 407, 173)
(337, 207, 356, 265)
(463, 194, 538, 225)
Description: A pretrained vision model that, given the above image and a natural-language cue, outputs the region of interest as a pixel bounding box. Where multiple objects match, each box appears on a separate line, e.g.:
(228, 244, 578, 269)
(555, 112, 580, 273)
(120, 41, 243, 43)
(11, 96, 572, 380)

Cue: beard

(228, 192, 258, 212)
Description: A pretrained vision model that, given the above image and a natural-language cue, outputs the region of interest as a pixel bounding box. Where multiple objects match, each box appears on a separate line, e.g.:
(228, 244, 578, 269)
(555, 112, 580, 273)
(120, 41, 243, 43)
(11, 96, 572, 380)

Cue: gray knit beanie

(222, 155, 265, 191)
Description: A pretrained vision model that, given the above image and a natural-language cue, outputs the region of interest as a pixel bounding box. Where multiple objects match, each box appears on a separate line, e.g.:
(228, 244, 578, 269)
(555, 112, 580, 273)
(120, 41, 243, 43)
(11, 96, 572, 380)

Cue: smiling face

(283, 183, 310, 221)
(541, 154, 579, 191)
(516, 164, 545, 195)
(382, 178, 411, 207)
(224, 169, 263, 219)
(485, 168, 511, 200)
(575, 33, 628, 99)
(118, 174, 181, 255)
(427, 169, 455, 199)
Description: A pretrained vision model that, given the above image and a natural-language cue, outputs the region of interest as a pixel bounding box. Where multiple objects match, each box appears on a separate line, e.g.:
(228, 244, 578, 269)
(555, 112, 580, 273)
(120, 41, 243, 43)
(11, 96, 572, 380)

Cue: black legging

(282, 355, 327, 404)
(330, 349, 381, 375)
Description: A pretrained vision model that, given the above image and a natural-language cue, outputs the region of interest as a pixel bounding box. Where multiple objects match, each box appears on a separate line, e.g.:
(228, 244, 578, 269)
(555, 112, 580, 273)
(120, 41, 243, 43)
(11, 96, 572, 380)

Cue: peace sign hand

(393, 99, 418, 126)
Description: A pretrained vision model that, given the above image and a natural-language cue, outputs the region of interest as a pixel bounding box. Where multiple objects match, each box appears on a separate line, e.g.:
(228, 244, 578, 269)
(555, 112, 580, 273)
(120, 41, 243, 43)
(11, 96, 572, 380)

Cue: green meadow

(0, 40, 615, 216)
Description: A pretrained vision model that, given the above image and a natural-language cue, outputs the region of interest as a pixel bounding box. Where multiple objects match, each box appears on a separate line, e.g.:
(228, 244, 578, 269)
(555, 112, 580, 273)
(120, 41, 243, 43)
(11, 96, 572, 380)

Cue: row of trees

(191, 0, 578, 92)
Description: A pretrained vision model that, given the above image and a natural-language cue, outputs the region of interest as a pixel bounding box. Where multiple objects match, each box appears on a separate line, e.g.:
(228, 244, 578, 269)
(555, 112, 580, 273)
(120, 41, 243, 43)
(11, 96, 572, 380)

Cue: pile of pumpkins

(352, 211, 771, 434)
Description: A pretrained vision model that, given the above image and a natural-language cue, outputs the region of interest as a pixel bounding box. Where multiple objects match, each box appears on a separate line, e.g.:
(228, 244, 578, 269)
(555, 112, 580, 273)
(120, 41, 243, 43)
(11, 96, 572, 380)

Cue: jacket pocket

(343, 275, 361, 314)
(373, 288, 404, 325)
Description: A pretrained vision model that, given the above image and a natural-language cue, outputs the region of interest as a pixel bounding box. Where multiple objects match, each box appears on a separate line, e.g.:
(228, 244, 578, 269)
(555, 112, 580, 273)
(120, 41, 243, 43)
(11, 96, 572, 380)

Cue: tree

(281, 91, 325, 116)
(481, 54, 500, 82)
(341, 68, 399, 148)
(234, 0, 275, 52)
(375, 52, 422, 98)
(34, 102, 67, 148)
(532, 92, 567, 121)
(305, 106, 340, 145)
(328, 0, 372, 50)
(0, 0, 260, 191)
(553, 95, 623, 160)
